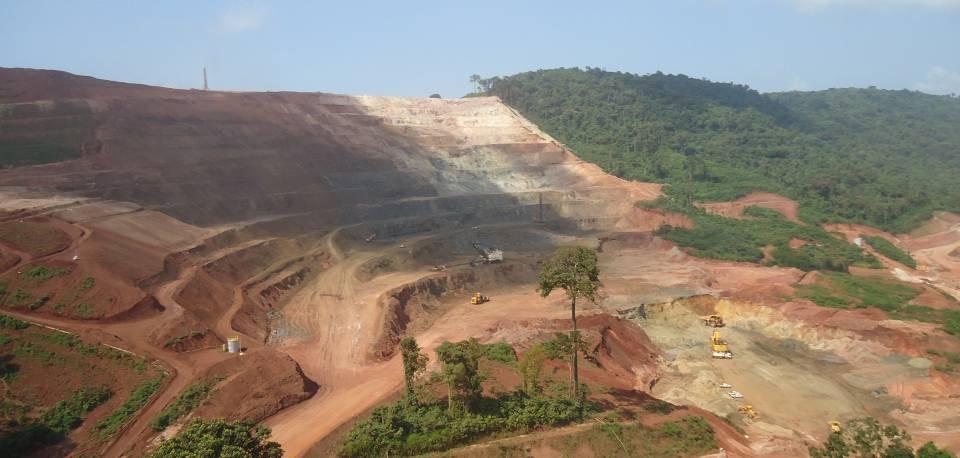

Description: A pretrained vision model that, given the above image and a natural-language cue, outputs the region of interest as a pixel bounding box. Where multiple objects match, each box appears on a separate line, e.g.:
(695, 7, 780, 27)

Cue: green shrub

(20, 265, 71, 283)
(10, 289, 32, 306)
(338, 392, 588, 457)
(483, 342, 518, 365)
(0, 314, 30, 330)
(79, 277, 96, 291)
(27, 294, 50, 310)
(95, 376, 165, 438)
(148, 418, 282, 458)
(14, 341, 63, 365)
(73, 303, 93, 318)
(39, 386, 113, 433)
(0, 387, 112, 455)
(151, 376, 223, 431)
(862, 235, 917, 269)
(742, 205, 785, 219)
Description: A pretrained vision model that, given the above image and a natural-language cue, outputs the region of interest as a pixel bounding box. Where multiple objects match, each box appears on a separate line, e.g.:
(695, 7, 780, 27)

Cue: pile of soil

(195, 348, 319, 423)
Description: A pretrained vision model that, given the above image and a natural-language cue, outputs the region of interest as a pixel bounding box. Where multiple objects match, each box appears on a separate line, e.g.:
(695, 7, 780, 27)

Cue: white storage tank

(227, 336, 241, 353)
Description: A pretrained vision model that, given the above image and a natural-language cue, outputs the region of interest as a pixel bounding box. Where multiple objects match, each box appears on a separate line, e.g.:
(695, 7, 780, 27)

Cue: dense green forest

(479, 68, 960, 232)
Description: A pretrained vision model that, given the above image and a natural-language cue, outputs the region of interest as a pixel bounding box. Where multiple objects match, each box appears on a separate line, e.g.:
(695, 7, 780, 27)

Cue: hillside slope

(480, 68, 960, 232)
(0, 68, 668, 456)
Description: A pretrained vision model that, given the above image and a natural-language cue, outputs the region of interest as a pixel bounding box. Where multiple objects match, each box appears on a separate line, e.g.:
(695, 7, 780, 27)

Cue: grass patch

(14, 341, 64, 366)
(653, 199, 880, 272)
(94, 376, 165, 439)
(9, 289, 32, 307)
(163, 330, 206, 349)
(862, 235, 917, 269)
(73, 303, 94, 318)
(38, 331, 149, 373)
(339, 392, 589, 457)
(0, 222, 71, 257)
(19, 265, 72, 284)
(0, 386, 113, 455)
(39, 386, 113, 434)
(549, 416, 716, 458)
(150, 376, 223, 431)
(795, 272, 918, 311)
(797, 273, 960, 336)
(641, 399, 676, 415)
(927, 349, 960, 373)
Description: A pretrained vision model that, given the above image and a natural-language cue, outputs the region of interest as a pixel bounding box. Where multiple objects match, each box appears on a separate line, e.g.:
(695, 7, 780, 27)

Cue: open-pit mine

(1, 69, 959, 457)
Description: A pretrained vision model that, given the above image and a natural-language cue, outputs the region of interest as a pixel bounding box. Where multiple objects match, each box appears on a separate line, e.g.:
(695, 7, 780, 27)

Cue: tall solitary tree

(537, 246, 600, 414)
(399, 336, 428, 404)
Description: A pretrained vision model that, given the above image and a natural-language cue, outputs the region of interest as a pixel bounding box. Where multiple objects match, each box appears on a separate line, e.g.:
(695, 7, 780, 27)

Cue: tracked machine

(711, 330, 733, 359)
(738, 405, 759, 420)
(470, 242, 503, 266)
(470, 292, 489, 305)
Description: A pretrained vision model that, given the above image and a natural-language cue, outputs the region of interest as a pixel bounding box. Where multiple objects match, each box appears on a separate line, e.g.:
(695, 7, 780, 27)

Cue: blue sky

(2, 0, 959, 97)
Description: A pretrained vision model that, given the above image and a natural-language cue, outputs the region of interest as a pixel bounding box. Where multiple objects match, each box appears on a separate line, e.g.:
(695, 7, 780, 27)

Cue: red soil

(194, 348, 319, 423)
(0, 218, 73, 257)
(699, 192, 800, 222)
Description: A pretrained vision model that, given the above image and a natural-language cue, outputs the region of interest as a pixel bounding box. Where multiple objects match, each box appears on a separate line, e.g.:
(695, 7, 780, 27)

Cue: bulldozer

(829, 421, 842, 434)
(738, 405, 759, 420)
(470, 292, 489, 305)
(711, 329, 733, 359)
(702, 314, 725, 327)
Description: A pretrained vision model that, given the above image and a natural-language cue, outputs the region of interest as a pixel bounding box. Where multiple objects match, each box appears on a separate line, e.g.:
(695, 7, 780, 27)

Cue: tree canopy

(480, 68, 960, 233)
(149, 418, 283, 458)
(809, 417, 955, 458)
(538, 246, 600, 303)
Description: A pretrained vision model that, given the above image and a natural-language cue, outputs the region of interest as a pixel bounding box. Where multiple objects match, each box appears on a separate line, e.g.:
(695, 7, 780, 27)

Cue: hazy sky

(2, 0, 959, 97)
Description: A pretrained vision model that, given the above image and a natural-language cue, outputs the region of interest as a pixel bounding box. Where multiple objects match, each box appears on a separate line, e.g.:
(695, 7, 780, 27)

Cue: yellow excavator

(711, 330, 733, 359)
(829, 421, 842, 434)
(470, 292, 489, 305)
(738, 405, 759, 420)
(702, 315, 725, 327)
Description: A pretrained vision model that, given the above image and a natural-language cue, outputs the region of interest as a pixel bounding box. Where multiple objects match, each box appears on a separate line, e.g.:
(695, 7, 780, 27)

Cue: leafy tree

(149, 418, 282, 458)
(538, 246, 600, 414)
(435, 338, 486, 416)
(917, 442, 956, 458)
(516, 344, 547, 394)
(428, 93, 442, 99)
(809, 417, 954, 458)
(400, 336, 429, 403)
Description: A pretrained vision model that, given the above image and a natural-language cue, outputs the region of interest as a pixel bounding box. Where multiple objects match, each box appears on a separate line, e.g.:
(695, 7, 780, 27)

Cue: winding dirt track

(264, 224, 578, 456)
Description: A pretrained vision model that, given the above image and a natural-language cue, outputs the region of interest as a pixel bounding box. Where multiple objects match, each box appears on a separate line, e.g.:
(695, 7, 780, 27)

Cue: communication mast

(203, 67, 208, 90)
